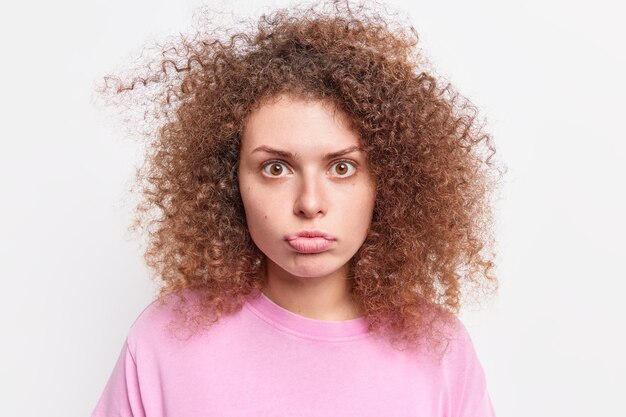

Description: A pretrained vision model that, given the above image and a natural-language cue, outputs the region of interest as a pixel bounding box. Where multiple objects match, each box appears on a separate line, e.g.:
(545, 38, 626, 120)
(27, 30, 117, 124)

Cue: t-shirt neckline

(244, 289, 371, 341)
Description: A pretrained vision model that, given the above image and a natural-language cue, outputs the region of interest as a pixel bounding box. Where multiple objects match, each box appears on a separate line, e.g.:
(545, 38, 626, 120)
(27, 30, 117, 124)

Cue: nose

(293, 172, 327, 218)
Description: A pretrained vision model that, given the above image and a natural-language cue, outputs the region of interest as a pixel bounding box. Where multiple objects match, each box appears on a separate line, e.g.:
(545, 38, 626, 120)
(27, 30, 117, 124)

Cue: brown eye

(262, 162, 289, 177)
(270, 164, 283, 175)
(331, 161, 355, 177)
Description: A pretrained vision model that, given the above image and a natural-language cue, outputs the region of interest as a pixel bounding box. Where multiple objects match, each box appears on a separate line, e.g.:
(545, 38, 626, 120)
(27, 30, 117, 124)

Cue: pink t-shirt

(91, 290, 495, 416)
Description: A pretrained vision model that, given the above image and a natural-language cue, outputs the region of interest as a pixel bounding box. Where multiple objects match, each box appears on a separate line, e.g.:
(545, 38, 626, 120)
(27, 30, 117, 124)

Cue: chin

(288, 266, 338, 279)
(276, 254, 349, 280)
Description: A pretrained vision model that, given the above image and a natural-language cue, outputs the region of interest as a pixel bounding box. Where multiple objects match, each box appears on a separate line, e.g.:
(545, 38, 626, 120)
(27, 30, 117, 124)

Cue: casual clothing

(91, 289, 495, 416)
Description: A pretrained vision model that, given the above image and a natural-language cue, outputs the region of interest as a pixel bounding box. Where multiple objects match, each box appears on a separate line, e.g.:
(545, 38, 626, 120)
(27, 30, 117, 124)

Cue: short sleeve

(90, 340, 146, 417)
(443, 320, 497, 417)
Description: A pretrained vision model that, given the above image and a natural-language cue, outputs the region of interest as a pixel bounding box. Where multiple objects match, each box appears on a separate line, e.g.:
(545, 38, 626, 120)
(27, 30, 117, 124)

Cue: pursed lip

(285, 230, 337, 254)
(284, 230, 337, 241)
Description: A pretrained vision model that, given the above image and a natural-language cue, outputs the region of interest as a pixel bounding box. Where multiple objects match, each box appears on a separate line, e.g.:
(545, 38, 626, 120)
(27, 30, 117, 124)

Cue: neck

(260, 259, 363, 321)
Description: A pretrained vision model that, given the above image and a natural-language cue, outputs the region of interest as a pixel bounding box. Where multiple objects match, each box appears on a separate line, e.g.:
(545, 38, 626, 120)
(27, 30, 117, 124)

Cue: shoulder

(436, 317, 494, 415)
(444, 316, 476, 355)
(435, 315, 482, 371)
(124, 289, 241, 356)
(406, 307, 475, 362)
(124, 295, 178, 352)
(124, 290, 207, 355)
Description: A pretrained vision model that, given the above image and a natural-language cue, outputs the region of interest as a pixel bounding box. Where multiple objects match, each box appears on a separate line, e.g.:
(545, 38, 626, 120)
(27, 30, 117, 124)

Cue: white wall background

(1, 0, 624, 416)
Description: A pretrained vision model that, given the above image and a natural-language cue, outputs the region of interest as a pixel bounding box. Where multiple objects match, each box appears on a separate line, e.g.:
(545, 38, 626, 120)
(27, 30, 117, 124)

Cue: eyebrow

(251, 145, 364, 160)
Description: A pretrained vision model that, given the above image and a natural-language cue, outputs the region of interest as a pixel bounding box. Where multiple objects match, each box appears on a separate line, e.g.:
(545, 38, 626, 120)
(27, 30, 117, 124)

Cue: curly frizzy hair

(102, 0, 503, 352)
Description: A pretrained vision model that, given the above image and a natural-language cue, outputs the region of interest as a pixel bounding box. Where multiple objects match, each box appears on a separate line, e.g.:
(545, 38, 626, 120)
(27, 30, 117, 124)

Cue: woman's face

(238, 95, 376, 282)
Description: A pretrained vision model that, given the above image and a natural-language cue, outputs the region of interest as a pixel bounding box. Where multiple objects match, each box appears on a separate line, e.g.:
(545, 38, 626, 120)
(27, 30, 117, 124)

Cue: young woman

(92, 1, 502, 415)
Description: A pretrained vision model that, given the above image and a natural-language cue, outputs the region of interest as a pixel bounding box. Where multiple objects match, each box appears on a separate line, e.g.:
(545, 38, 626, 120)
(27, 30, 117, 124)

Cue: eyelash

(260, 159, 358, 178)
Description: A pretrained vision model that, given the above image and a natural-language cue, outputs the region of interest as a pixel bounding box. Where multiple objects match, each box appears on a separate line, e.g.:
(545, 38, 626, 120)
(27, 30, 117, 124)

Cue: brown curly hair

(101, 0, 503, 352)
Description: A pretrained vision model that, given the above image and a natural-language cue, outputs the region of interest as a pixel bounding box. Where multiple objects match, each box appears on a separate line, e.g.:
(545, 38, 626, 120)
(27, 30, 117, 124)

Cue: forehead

(241, 95, 361, 154)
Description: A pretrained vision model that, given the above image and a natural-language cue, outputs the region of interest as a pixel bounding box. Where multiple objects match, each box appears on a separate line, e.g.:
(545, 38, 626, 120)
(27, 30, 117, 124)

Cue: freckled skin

(237, 95, 376, 318)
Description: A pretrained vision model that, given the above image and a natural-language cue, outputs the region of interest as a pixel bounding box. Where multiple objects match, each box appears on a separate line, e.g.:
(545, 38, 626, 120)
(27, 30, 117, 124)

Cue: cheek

(240, 188, 275, 233)
(351, 192, 376, 238)
(346, 184, 376, 216)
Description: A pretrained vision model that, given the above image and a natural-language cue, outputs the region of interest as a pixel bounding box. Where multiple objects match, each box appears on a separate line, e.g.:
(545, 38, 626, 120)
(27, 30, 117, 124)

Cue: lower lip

(287, 237, 335, 253)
